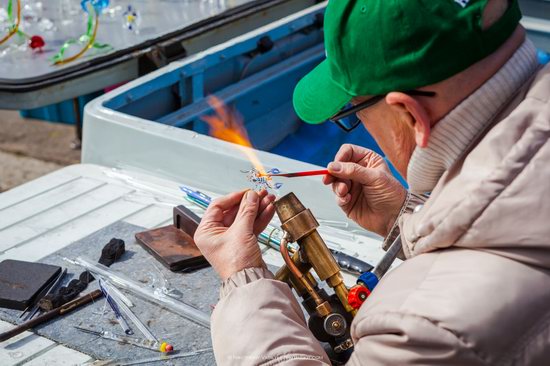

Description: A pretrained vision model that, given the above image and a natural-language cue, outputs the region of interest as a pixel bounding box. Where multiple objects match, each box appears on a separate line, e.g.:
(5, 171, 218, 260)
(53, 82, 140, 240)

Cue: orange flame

(202, 96, 266, 175)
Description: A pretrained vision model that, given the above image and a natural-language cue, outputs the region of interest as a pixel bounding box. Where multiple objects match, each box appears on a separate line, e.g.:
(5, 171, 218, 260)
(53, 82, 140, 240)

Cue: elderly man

(195, 0, 550, 364)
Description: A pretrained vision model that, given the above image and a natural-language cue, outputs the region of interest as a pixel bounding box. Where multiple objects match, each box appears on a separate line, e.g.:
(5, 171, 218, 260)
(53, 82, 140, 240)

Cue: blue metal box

(93, 0, 550, 183)
(99, 4, 393, 178)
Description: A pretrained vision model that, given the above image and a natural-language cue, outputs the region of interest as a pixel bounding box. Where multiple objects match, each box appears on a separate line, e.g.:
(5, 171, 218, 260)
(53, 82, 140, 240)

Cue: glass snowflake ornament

(122, 5, 140, 33)
(242, 168, 283, 192)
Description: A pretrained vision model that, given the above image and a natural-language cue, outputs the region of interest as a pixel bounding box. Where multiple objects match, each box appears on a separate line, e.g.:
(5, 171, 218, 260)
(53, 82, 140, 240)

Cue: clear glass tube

(73, 257, 210, 329)
(104, 281, 134, 308)
(100, 278, 158, 341)
(76, 325, 160, 351)
(317, 219, 350, 229)
(317, 225, 357, 242)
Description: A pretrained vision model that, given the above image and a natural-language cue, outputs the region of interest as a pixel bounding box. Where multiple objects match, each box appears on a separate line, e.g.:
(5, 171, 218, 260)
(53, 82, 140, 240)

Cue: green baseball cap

(293, 0, 521, 124)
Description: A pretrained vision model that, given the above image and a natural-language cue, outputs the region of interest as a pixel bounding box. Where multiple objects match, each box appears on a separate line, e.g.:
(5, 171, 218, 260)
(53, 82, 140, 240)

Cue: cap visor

(293, 60, 352, 124)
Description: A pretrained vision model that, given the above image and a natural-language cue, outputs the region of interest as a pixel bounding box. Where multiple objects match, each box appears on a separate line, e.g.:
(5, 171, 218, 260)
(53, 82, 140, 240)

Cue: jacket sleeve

(345, 246, 490, 366)
(211, 267, 331, 366)
(346, 311, 487, 366)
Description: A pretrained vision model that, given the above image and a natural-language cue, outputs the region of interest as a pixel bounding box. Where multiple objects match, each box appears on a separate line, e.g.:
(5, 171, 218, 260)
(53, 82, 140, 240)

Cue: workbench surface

(0, 163, 386, 365)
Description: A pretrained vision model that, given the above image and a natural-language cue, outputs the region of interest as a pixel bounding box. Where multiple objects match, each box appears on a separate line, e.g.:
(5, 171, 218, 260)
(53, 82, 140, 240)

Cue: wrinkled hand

(323, 144, 407, 237)
(194, 190, 276, 281)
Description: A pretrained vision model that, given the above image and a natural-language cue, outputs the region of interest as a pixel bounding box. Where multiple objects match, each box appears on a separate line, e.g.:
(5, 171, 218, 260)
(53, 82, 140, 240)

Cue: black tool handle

(22, 268, 67, 320)
(330, 249, 373, 275)
(0, 290, 102, 343)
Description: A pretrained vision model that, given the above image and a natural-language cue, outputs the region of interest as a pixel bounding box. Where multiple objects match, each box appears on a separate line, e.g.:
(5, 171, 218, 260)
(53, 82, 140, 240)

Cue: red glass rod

(263, 169, 330, 178)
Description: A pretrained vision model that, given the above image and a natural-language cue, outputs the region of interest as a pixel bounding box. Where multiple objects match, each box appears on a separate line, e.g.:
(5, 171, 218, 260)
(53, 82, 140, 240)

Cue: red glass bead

(29, 35, 45, 50)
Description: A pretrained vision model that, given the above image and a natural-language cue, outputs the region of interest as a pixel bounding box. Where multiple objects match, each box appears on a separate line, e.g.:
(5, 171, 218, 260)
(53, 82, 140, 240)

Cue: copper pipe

(280, 234, 324, 306)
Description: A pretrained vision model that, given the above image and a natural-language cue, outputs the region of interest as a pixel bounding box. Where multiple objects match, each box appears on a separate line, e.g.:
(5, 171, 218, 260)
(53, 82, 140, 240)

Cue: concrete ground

(0, 110, 80, 192)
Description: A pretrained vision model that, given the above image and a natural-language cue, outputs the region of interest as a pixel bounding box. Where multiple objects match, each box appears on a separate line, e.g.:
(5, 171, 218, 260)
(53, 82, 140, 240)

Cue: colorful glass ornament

(29, 35, 44, 50)
(52, 3, 111, 65)
(81, 0, 110, 14)
(241, 168, 283, 192)
(122, 5, 140, 32)
(0, 0, 21, 46)
(0, 0, 46, 52)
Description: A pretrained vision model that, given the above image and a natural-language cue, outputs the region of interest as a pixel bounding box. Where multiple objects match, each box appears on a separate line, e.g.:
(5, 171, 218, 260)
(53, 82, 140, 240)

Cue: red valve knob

(348, 285, 371, 310)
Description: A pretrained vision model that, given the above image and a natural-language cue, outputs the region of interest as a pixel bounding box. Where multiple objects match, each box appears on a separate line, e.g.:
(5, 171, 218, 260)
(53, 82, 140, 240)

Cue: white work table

(0, 163, 386, 365)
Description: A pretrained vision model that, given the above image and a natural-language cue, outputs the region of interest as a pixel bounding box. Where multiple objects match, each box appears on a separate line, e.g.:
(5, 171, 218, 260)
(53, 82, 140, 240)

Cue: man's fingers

(234, 190, 260, 231)
(328, 144, 384, 185)
(257, 190, 269, 212)
(199, 205, 224, 228)
(334, 143, 369, 163)
(334, 144, 378, 164)
(328, 161, 379, 186)
(219, 190, 273, 228)
(258, 193, 275, 214)
(254, 193, 275, 235)
(334, 144, 388, 170)
(334, 143, 354, 163)
(201, 190, 246, 226)
(257, 189, 268, 201)
(336, 193, 351, 207)
(323, 173, 336, 185)
(222, 205, 240, 227)
(210, 190, 247, 211)
(254, 202, 276, 236)
(332, 180, 350, 197)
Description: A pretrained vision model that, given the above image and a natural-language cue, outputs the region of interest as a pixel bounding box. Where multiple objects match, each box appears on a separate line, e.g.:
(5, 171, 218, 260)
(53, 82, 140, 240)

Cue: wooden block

(135, 225, 209, 272)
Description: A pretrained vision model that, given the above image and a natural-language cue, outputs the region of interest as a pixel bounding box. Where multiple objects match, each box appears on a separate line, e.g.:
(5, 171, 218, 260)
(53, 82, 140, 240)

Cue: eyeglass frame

(329, 90, 437, 132)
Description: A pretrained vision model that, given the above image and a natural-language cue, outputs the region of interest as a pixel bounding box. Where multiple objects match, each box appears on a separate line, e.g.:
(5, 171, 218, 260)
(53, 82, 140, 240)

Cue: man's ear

(385, 92, 432, 148)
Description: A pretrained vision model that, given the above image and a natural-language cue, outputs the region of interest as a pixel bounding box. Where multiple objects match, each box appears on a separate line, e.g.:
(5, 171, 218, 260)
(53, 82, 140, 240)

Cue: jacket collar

(407, 40, 540, 194)
(401, 63, 550, 263)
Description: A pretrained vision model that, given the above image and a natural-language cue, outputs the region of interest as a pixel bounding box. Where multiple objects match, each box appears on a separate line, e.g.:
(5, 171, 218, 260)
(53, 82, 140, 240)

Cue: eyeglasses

(329, 90, 437, 132)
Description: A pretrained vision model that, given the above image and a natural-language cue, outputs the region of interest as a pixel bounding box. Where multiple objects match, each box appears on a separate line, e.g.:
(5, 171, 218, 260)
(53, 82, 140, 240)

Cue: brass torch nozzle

(274, 193, 355, 315)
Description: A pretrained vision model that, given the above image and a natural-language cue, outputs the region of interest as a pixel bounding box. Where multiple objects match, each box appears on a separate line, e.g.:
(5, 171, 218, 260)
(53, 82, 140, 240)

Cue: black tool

(19, 272, 59, 318)
(330, 249, 374, 275)
(0, 290, 103, 343)
(22, 268, 67, 321)
(39, 238, 125, 311)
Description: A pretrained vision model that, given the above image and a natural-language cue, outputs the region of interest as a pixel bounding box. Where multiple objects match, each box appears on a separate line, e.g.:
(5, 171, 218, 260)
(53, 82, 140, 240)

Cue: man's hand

(323, 144, 407, 237)
(194, 190, 276, 281)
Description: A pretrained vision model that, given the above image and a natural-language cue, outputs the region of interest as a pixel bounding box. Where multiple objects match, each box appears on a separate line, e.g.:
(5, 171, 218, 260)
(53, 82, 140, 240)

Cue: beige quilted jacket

(210, 64, 550, 366)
